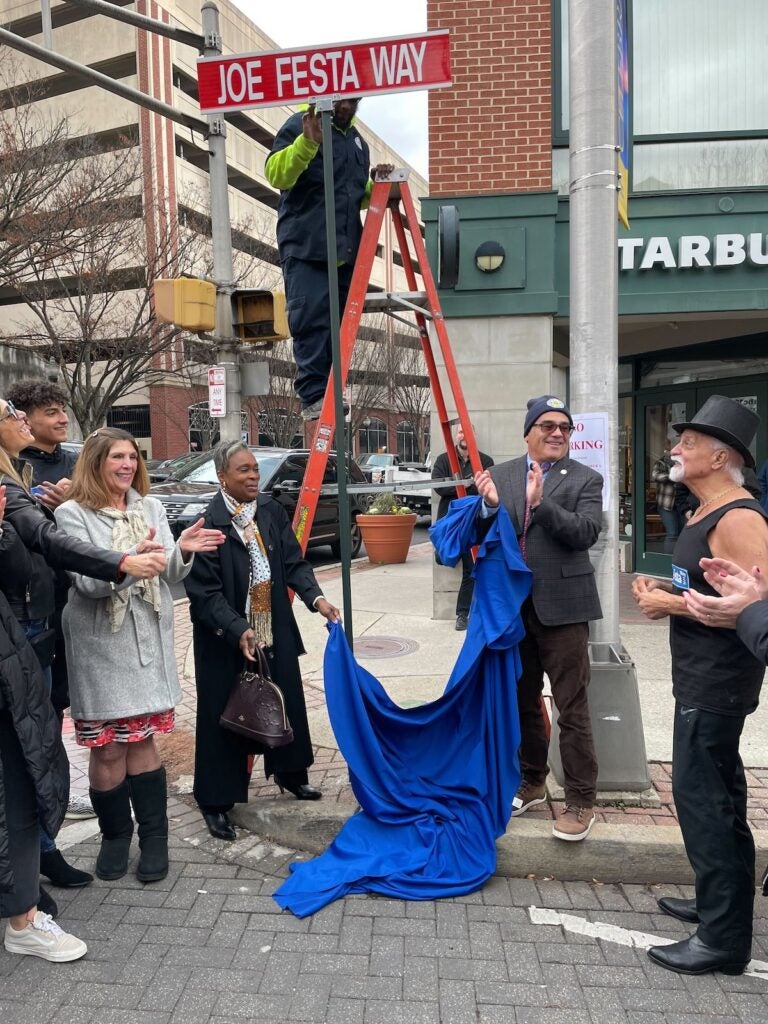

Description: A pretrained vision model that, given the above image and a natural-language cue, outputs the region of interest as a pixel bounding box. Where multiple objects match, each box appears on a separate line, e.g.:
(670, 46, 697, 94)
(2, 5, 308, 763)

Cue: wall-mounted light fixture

(474, 241, 505, 273)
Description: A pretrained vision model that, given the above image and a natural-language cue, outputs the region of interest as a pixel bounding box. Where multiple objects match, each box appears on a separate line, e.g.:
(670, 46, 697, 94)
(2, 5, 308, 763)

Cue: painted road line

(528, 906, 768, 980)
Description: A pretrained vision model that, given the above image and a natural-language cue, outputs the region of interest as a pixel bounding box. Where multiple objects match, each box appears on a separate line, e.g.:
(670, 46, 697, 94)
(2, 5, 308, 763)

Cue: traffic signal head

(153, 278, 216, 331)
(233, 289, 289, 344)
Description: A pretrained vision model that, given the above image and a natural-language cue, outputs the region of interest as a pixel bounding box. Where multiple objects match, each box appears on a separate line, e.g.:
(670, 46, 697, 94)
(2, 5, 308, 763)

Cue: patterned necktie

(520, 462, 552, 561)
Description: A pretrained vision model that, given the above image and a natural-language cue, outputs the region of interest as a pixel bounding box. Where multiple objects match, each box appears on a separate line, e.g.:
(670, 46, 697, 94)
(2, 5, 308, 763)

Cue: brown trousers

(516, 600, 598, 807)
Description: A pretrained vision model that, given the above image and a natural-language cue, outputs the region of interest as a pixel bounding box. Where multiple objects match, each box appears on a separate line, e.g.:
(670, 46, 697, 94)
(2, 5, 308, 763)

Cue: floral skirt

(74, 709, 175, 747)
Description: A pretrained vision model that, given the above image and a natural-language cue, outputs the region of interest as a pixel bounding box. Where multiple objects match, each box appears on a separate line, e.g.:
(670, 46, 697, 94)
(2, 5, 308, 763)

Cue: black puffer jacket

(0, 468, 123, 620)
(0, 588, 69, 894)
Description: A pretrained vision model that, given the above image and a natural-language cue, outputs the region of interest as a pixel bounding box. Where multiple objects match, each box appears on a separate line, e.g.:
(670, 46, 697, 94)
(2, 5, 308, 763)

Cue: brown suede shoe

(552, 805, 595, 841)
(511, 780, 547, 817)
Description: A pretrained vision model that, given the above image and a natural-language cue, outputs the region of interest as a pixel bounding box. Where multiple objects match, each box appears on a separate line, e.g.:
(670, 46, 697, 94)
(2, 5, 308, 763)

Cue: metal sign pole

(560, 0, 650, 793)
(201, 1, 240, 444)
(317, 98, 354, 646)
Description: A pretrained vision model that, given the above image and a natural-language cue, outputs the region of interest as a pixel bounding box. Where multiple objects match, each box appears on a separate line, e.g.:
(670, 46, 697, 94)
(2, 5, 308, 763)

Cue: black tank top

(670, 497, 767, 716)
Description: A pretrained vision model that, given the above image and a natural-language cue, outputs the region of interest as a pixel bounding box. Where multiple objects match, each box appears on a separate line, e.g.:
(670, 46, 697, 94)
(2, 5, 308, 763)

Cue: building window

(106, 404, 151, 436)
(358, 416, 387, 454)
(396, 421, 417, 462)
(553, 0, 768, 191)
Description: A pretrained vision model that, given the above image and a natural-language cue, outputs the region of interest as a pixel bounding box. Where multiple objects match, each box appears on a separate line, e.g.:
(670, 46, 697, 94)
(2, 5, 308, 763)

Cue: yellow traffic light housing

(233, 289, 289, 344)
(153, 278, 216, 331)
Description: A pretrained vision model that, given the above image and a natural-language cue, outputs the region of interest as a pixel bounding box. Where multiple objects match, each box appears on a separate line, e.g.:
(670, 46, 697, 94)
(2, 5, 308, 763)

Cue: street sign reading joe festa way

(197, 29, 451, 113)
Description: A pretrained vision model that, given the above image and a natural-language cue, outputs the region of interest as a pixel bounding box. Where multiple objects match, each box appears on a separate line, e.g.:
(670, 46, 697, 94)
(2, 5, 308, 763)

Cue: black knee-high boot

(128, 767, 169, 882)
(89, 780, 134, 880)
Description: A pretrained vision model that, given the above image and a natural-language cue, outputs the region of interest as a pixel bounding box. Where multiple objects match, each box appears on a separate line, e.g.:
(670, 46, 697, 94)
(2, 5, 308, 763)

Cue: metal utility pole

(200, 1, 241, 444)
(556, 0, 650, 791)
(317, 98, 354, 645)
(568, 0, 619, 644)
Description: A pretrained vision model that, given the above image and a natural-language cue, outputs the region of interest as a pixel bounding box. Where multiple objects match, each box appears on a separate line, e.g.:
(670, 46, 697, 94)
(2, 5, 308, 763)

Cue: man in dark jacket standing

(265, 100, 391, 421)
(475, 396, 603, 842)
(432, 425, 494, 630)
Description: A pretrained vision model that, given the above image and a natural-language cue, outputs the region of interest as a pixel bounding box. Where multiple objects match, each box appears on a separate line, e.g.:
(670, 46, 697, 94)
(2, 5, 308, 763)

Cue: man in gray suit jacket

(476, 395, 603, 841)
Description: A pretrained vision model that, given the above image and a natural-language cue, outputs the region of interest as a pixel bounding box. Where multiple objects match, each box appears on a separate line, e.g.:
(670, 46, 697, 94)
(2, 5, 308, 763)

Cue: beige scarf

(100, 500, 162, 633)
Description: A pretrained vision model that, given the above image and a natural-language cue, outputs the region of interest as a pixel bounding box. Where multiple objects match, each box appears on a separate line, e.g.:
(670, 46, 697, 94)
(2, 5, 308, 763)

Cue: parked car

(147, 451, 208, 484)
(149, 447, 369, 558)
(355, 452, 432, 515)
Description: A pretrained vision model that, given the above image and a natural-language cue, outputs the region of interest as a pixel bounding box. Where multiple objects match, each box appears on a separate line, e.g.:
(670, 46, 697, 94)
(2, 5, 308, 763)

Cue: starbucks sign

(619, 233, 768, 271)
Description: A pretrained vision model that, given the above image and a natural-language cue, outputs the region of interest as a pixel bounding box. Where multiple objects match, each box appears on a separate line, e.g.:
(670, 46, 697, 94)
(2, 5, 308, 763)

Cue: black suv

(149, 447, 369, 558)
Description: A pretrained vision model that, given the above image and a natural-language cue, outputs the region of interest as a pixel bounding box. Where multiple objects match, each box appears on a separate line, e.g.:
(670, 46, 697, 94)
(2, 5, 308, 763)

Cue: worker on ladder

(265, 98, 393, 422)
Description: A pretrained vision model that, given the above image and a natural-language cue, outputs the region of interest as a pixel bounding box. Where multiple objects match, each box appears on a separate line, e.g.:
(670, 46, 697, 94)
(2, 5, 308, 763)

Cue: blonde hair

(68, 427, 150, 510)
(0, 447, 32, 490)
(0, 411, 32, 491)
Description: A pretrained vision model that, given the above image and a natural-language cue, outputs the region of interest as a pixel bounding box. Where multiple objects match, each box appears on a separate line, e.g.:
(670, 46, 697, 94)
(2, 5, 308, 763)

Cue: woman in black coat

(0, 397, 166, 890)
(184, 442, 339, 841)
(0, 492, 87, 961)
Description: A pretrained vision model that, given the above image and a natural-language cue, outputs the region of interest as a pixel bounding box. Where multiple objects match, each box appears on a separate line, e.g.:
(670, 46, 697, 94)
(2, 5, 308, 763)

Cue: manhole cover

(354, 636, 419, 659)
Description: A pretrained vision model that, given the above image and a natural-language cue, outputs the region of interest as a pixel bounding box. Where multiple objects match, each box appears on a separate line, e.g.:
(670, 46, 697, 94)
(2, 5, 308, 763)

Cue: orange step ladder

(291, 173, 484, 552)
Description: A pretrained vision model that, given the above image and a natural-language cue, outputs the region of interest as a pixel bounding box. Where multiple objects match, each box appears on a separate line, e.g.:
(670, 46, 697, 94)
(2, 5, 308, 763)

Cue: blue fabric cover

(273, 498, 532, 917)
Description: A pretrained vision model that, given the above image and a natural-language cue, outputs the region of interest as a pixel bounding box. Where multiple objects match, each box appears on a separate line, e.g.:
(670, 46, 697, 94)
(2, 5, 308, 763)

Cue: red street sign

(197, 29, 451, 113)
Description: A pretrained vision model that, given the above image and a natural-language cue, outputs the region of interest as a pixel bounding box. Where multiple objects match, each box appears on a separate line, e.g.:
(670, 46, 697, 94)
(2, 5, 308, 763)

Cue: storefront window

(643, 400, 687, 555)
(618, 396, 633, 538)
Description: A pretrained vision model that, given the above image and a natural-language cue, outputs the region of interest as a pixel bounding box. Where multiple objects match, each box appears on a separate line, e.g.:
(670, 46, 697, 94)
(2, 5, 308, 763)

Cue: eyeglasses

(0, 401, 20, 424)
(533, 420, 574, 436)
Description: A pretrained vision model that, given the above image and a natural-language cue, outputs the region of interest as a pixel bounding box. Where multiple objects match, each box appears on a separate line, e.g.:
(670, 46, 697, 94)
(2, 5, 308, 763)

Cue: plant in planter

(356, 492, 418, 564)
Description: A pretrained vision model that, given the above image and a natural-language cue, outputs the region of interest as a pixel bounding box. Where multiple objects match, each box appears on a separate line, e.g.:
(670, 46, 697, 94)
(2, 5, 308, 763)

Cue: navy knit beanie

(523, 396, 573, 437)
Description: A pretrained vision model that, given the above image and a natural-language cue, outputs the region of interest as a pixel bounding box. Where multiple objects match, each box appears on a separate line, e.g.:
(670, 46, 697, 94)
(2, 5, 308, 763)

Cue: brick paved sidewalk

(3, 791, 768, 1024)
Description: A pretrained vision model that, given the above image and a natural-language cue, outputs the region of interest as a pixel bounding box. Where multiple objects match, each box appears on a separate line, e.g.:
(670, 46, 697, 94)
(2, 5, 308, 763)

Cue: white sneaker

(4, 912, 87, 962)
(65, 793, 97, 820)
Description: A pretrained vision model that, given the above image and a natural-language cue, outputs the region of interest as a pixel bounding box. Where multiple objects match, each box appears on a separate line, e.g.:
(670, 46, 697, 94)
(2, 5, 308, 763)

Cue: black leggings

(0, 712, 39, 918)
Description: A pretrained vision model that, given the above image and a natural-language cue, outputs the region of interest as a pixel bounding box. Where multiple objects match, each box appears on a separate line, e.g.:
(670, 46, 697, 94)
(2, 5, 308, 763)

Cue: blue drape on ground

(273, 498, 532, 918)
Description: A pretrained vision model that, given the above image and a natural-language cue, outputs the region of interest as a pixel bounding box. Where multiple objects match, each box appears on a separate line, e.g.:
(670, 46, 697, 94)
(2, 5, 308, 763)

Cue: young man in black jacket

(6, 381, 78, 510)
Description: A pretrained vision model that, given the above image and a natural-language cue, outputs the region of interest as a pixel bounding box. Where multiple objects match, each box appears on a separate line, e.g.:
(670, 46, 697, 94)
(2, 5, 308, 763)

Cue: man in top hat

(633, 394, 768, 976)
(475, 395, 603, 841)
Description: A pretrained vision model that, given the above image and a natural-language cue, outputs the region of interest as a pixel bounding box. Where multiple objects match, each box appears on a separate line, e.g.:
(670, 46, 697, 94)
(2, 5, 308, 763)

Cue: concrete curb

(231, 801, 768, 886)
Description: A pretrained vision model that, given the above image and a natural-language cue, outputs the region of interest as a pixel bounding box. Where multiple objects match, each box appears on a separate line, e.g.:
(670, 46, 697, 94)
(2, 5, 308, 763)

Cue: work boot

(39, 848, 93, 888)
(552, 804, 596, 842)
(128, 767, 169, 883)
(89, 780, 134, 880)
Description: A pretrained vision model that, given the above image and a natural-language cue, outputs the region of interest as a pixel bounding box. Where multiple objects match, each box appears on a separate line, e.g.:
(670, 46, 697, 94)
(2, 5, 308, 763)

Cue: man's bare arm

(710, 507, 768, 571)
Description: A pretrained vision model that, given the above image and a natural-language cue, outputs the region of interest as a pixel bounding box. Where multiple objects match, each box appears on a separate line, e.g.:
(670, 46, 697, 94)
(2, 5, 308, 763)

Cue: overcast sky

(234, 0, 430, 178)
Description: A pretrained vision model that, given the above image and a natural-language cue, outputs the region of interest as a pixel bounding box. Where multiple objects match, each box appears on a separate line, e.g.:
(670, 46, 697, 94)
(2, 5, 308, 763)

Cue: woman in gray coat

(55, 428, 224, 883)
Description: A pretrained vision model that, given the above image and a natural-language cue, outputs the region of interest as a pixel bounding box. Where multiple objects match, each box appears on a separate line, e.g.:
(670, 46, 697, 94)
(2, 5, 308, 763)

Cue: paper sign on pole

(208, 366, 226, 418)
(569, 412, 611, 512)
(197, 29, 451, 113)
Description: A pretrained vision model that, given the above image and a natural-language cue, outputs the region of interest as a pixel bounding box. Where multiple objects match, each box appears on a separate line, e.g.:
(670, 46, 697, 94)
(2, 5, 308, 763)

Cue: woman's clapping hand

(137, 527, 166, 554)
(179, 518, 227, 557)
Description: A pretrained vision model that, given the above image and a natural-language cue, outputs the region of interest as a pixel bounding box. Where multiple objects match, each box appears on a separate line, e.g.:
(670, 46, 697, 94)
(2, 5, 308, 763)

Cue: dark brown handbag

(219, 648, 294, 748)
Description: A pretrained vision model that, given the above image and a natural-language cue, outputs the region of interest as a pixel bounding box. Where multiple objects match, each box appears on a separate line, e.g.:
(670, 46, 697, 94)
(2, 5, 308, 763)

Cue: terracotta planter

(356, 512, 418, 564)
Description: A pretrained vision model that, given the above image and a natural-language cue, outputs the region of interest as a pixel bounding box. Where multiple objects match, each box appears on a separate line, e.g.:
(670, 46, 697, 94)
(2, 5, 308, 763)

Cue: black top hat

(672, 394, 759, 469)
